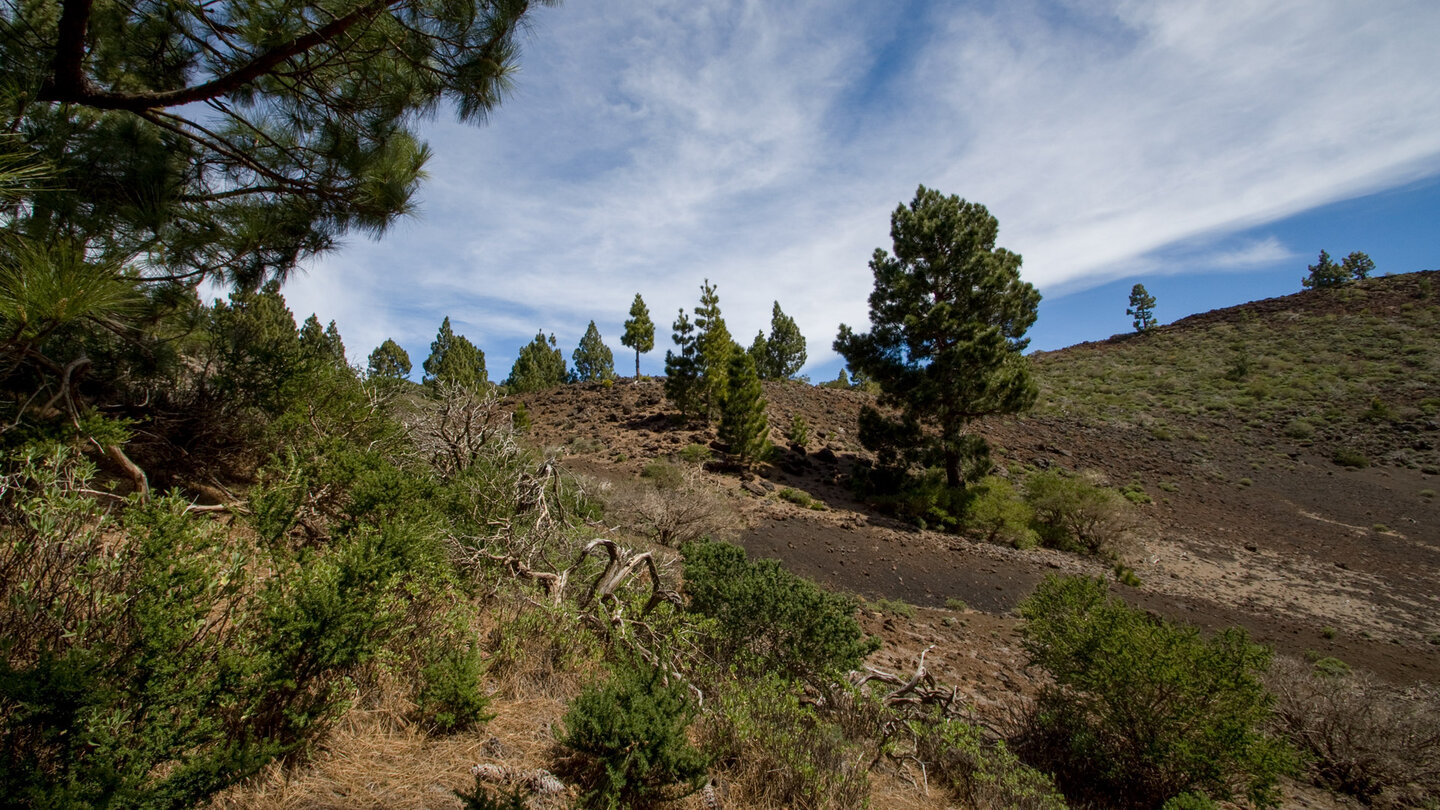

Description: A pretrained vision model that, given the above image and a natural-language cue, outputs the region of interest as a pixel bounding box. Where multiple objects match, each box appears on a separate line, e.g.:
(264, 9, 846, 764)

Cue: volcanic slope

(516, 270, 1440, 685)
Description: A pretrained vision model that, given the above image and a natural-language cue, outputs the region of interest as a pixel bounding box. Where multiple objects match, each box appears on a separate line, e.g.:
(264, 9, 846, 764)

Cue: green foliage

(299, 314, 346, 367)
(835, 185, 1040, 488)
(778, 487, 824, 510)
(572, 321, 616, 382)
(1303, 249, 1352, 289)
(506, 331, 566, 393)
(1341, 251, 1375, 281)
(424, 317, 488, 390)
(690, 279, 735, 419)
(700, 676, 870, 809)
(755, 301, 808, 380)
(640, 459, 686, 489)
(0, 449, 427, 809)
(787, 413, 810, 449)
(963, 475, 1037, 548)
(368, 338, 413, 381)
(912, 715, 1066, 810)
(1332, 447, 1369, 468)
(681, 540, 878, 685)
(718, 351, 771, 464)
(663, 310, 702, 418)
(818, 367, 851, 389)
(415, 644, 491, 734)
(455, 780, 528, 810)
(677, 443, 713, 464)
(1017, 575, 1294, 809)
(621, 293, 656, 378)
(4, 0, 549, 289)
(1024, 469, 1130, 555)
(1128, 283, 1159, 332)
(559, 664, 710, 810)
(1161, 793, 1218, 810)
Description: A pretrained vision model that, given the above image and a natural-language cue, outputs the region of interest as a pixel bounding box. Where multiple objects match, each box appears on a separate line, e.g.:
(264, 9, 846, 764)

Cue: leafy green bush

(0, 449, 417, 809)
(778, 486, 824, 510)
(700, 676, 869, 809)
(639, 459, 686, 489)
(1332, 448, 1369, 468)
(912, 715, 1066, 810)
(415, 643, 491, 734)
(681, 540, 878, 685)
(678, 443, 713, 463)
(1024, 470, 1130, 555)
(963, 475, 1037, 547)
(1016, 575, 1294, 809)
(558, 664, 710, 810)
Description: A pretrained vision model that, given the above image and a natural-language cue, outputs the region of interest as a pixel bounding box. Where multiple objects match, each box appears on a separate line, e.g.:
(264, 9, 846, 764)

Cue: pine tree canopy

(759, 301, 806, 380)
(691, 279, 733, 419)
(507, 331, 566, 393)
(4, 0, 554, 289)
(1126, 283, 1157, 332)
(663, 309, 701, 418)
(835, 185, 1040, 489)
(572, 320, 615, 382)
(368, 338, 412, 380)
(621, 293, 655, 377)
(719, 350, 770, 465)
(423, 316, 486, 389)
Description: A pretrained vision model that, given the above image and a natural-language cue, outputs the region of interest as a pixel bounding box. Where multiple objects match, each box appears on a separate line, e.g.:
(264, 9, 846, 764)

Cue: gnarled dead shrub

(1268, 656, 1440, 806)
(607, 466, 740, 548)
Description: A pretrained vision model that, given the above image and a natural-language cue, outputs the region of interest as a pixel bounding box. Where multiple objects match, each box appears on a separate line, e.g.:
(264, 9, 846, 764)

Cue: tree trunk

(635, 349, 641, 379)
(944, 448, 961, 489)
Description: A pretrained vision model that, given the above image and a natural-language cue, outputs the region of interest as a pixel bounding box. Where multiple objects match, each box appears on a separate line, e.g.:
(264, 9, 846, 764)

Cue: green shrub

(1283, 418, 1316, 439)
(1120, 482, 1153, 504)
(455, 780, 527, 810)
(777, 487, 824, 510)
(415, 643, 491, 734)
(0, 449, 414, 809)
(787, 413, 810, 449)
(1332, 448, 1369, 468)
(678, 443, 712, 463)
(912, 716, 1066, 810)
(700, 676, 869, 809)
(963, 475, 1037, 547)
(1024, 470, 1130, 555)
(1016, 575, 1294, 809)
(559, 664, 710, 810)
(681, 540, 878, 685)
(1161, 793, 1218, 810)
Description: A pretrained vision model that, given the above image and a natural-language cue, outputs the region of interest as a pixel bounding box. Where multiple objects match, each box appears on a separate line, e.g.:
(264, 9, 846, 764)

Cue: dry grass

(210, 697, 570, 810)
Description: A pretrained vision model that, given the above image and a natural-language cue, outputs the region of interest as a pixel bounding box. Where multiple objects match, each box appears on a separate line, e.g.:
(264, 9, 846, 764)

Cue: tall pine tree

(508, 331, 567, 393)
(692, 279, 733, 419)
(758, 301, 806, 380)
(664, 310, 701, 418)
(572, 321, 616, 382)
(367, 339, 412, 381)
(423, 316, 487, 390)
(621, 293, 655, 378)
(835, 186, 1040, 489)
(719, 351, 771, 465)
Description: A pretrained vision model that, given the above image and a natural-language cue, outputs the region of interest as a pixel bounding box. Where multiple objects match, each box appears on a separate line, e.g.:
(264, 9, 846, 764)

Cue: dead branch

(105, 443, 149, 503)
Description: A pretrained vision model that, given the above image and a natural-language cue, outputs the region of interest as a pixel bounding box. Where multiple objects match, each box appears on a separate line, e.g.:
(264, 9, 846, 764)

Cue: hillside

(517, 272, 1440, 688)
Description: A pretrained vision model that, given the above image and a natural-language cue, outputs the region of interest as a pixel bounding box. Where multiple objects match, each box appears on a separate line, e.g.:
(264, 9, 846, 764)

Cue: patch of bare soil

(518, 377, 1440, 689)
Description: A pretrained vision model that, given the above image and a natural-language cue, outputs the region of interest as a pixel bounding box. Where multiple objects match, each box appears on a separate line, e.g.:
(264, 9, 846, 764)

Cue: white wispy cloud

(282, 0, 1440, 374)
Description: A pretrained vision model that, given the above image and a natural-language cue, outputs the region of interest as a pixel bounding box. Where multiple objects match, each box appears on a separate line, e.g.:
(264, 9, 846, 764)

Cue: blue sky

(277, 0, 1440, 380)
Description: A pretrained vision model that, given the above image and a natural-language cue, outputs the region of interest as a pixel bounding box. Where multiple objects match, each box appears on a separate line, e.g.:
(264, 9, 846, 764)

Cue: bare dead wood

(105, 443, 149, 503)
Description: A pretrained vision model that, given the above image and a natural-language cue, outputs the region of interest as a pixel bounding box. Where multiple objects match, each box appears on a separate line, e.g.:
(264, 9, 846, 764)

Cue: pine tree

(1126, 284, 1158, 332)
(423, 316, 487, 390)
(572, 321, 616, 382)
(1302, 250, 1349, 289)
(760, 301, 806, 380)
(835, 186, 1040, 489)
(299, 315, 347, 366)
(1342, 251, 1375, 281)
(621, 294, 656, 378)
(5, 0, 551, 290)
(664, 310, 701, 418)
(507, 331, 567, 393)
(367, 339, 412, 381)
(747, 331, 769, 376)
(719, 351, 771, 465)
(692, 279, 733, 419)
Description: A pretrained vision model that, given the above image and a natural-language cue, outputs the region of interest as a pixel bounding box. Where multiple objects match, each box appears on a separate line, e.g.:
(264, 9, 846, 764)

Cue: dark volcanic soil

(518, 375, 1440, 687)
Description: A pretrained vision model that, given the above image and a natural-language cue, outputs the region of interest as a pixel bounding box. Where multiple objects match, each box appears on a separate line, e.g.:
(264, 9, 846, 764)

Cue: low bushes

(681, 540, 878, 686)
(557, 663, 710, 810)
(1016, 575, 1294, 808)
